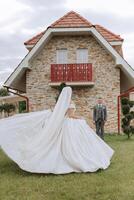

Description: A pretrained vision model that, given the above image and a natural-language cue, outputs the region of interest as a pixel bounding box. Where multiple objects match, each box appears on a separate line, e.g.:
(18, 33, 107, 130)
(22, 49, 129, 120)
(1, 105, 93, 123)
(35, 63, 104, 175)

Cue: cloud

(0, 0, 67, 86)
(0, 0, 134, 87)
(0, 68, 13, 87)
(0, 1, 32, 23)
(19, 0, 65, 7)
(65, 0, 134, 17)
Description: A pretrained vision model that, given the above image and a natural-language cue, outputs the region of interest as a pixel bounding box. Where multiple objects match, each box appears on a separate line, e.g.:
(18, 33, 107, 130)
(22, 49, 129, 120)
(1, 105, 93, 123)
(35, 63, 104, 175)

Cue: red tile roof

(50, 11, 92, 28)
(24, 11, 123, 46)
(95, 24, 123, 42)
(24, 31, 46, 46)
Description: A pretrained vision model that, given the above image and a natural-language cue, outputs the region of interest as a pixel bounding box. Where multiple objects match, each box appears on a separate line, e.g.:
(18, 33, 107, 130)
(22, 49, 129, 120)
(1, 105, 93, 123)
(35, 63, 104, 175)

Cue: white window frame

(76, 48, 88, 63)
(56, 49, 68, 64)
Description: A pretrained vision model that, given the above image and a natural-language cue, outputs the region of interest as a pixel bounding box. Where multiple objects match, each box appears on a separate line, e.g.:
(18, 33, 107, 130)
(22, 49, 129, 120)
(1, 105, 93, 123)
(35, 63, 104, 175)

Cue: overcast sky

(0, 0, 134, 86)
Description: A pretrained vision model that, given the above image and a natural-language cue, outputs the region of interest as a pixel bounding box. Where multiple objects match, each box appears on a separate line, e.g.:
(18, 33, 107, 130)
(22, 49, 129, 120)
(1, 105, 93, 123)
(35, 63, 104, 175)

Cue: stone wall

(26, 35, 120, 133)
(113, 45, 123, 56)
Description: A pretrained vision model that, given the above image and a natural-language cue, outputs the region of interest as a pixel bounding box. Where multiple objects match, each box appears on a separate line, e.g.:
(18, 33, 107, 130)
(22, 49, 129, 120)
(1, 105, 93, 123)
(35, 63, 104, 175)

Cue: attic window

(56, 49, 68, 64)
(76, 48, 88, 63)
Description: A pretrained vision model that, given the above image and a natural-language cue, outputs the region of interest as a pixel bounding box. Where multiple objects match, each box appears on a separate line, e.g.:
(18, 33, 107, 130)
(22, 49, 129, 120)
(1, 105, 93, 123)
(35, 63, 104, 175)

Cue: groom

(93, 97, 107, 139)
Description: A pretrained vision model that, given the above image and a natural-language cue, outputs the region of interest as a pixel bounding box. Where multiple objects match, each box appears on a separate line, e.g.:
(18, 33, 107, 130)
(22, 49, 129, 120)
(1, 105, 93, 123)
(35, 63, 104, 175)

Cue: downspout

(4, 86, 29, 112)
(117, 95, 120, 134)
(117, 87, 134, 134)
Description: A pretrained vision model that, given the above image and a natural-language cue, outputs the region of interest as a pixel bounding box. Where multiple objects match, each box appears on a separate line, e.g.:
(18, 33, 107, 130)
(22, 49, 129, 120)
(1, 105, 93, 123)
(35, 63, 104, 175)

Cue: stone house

(4, 11, 134, 132)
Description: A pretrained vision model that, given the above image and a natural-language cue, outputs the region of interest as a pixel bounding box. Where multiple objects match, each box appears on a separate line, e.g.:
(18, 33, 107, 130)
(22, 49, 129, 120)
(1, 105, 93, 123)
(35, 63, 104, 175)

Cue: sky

(0, 0, 134, 86)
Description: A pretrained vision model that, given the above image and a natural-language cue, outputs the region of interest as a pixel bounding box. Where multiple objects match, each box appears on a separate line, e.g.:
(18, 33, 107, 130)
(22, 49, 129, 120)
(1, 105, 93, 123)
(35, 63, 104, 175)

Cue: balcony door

(76, 48, 88, 63)
(56, 49, 68, 64)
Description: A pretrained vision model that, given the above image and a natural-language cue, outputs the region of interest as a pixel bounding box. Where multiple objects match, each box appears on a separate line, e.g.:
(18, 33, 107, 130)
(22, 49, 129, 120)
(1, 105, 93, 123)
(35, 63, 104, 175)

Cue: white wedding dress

(0, 87, 114, 174)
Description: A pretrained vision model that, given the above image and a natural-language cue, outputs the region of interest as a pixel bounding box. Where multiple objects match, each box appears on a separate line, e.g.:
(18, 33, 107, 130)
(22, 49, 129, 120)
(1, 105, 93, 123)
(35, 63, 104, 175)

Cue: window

(76, 49, 88, 63)
(56, 49, 68, 64)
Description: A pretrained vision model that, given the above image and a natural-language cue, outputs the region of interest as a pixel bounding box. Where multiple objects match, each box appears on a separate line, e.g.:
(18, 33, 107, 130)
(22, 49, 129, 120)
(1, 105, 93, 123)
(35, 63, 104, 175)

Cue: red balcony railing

(51, 63, 92, 82)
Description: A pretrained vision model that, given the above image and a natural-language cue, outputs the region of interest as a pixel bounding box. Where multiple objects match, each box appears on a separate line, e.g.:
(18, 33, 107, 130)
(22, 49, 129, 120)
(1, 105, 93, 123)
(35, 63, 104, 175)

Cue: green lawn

(0, 135, 134, 200)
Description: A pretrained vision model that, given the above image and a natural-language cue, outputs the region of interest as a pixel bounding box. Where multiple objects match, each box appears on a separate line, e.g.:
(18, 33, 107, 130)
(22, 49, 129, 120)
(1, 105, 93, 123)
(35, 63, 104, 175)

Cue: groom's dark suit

(93, 104, 107, 139)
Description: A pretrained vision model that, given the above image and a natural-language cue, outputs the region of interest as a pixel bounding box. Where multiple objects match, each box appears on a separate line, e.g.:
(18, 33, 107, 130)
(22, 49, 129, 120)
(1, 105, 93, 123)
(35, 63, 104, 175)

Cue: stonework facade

(113, 45, 123, 56)
(26, 35, 120, 133)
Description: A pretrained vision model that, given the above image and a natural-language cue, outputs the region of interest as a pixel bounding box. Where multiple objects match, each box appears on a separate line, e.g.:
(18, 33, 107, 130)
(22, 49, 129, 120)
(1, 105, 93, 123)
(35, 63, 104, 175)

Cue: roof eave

(5, 26, 134, 89)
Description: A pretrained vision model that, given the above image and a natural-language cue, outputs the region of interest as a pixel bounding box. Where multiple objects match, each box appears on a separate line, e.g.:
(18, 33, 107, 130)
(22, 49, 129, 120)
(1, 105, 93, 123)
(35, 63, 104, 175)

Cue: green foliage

(121, 97, 129, 105)
(131, 126, 134, 134)
(0, 88, 9, 96)
(122, 105, 130, 115)
(121, 97, 134, 139)
(0, 103, 16, 116)
(19, 101, 26, 113)
(0, 105, 3, 112)
(125, 113, 133, 120)
(130, 111, 134, 117)
(129, 100, 134, 107)
(122, 117, 129, 126)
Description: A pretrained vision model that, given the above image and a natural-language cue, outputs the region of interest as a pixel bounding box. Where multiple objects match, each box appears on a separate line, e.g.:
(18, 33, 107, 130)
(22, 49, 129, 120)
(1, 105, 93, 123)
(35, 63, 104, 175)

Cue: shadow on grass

(1, 157, 112, 179)
(105, 134, 134, 143)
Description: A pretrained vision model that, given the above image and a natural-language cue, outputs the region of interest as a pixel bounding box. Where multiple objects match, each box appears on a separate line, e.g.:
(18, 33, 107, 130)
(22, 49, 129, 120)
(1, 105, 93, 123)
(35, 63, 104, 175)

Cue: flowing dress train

(0, 87, 114, 174)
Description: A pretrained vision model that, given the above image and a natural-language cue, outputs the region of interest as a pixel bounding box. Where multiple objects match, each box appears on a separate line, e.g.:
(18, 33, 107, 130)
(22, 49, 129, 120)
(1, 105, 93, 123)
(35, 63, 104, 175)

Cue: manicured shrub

(122, 105, 130, 115)
(122, 117, 129, 126)
(121, 97, 134, 139)
(121, 97, 129, 105)
(125, 113, 133, 120)
(129, 101, 134, 107)
(130, 111, 134, 117)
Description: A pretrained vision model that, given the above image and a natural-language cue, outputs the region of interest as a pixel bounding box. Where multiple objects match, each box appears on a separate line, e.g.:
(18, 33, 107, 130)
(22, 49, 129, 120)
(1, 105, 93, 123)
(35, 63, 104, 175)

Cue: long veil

(24, 86, 72, 150)
(0, 86, 72, 170)
(0, 86, 114, 173)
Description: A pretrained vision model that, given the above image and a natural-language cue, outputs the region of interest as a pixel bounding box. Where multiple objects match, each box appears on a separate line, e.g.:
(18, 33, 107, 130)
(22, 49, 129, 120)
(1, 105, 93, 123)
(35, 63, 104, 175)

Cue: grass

(0, 135, 134, 200)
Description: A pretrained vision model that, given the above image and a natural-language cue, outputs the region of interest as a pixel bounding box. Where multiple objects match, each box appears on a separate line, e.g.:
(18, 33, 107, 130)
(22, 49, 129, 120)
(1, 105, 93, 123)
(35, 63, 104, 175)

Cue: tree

(2, 103, 16, 117)
(0, 88, 10, 97)
(0, 88, 15, 117)
(121, 97, 134, 139)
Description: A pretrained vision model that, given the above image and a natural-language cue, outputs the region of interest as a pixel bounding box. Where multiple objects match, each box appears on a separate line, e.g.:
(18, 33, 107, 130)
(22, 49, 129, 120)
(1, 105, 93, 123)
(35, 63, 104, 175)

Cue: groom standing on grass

(93, 97, 107, 140)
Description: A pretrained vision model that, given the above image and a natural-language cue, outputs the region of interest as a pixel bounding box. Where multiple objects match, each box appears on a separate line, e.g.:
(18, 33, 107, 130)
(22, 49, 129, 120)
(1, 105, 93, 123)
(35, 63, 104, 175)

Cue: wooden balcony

(49, 63, 94, 87)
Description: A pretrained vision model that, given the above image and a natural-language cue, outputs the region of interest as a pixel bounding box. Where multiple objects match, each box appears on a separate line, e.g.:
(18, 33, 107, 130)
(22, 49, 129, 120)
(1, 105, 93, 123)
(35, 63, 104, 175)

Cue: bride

(0, 86, 114, 174)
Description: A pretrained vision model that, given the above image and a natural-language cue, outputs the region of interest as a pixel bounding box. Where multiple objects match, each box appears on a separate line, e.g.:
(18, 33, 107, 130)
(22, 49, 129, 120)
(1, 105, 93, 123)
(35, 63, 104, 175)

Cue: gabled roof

(24, 31, 46, 46)
(50, 11, 92, 28)
(5, 27, 134, 91)
(95, 25, 123, 42)
(24, 11, 123, 46)
(4, 11, 134, 92)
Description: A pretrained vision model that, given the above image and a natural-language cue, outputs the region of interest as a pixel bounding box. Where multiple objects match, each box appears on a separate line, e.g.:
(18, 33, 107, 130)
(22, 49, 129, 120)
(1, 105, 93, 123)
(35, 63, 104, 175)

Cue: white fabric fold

(0, 87, 114, 174)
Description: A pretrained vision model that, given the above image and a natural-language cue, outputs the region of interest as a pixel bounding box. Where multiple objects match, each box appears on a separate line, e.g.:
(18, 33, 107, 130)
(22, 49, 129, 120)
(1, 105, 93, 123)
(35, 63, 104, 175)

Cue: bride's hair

(56, 83, 68, 102)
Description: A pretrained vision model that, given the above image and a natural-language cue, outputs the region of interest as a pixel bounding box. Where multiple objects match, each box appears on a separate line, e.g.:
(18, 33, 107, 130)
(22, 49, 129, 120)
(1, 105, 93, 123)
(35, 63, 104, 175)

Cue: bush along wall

(121, 97, 134, 139)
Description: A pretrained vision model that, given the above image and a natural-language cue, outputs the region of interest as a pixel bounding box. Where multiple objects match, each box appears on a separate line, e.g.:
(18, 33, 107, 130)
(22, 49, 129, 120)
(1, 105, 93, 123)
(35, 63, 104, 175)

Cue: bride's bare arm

(66, 108, 82, 119)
